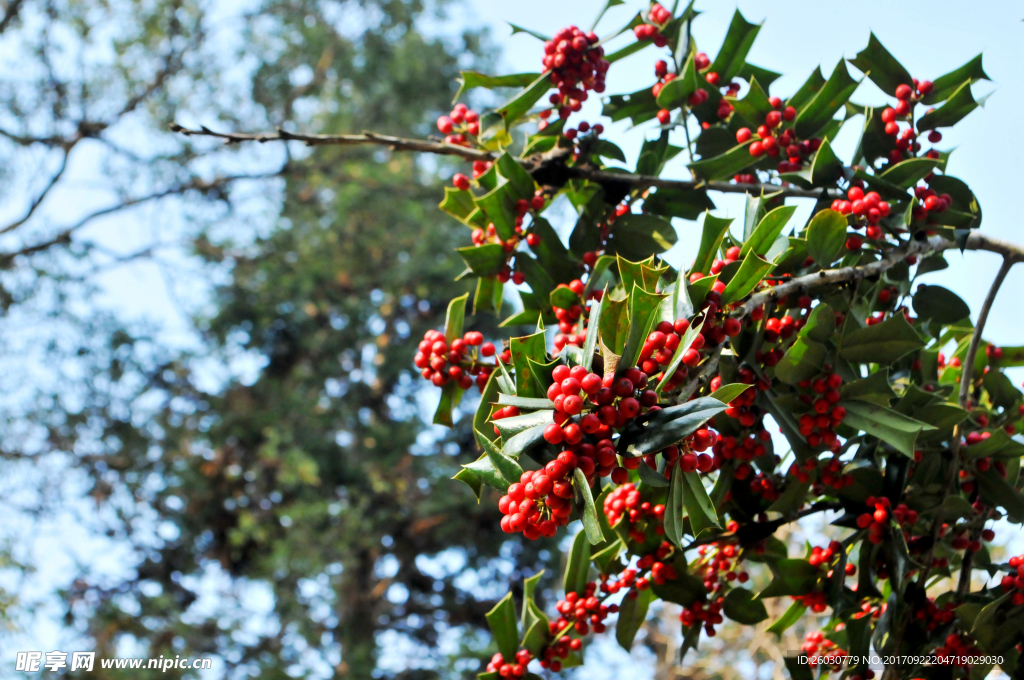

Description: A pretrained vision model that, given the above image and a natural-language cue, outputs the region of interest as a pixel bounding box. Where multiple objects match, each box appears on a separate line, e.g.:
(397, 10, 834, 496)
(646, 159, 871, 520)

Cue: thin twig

(169, 124, 843, 199)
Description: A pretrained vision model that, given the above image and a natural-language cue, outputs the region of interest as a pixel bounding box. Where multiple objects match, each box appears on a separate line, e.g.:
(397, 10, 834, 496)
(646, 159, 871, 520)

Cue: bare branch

(169, 124, 842, 199)
(0, 149, 71, 236)
(169, 124, 494, 161)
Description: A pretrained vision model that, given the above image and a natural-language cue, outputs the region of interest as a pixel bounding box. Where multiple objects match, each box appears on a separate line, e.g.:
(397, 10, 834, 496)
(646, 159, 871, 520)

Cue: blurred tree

(0, 0, 561, 677)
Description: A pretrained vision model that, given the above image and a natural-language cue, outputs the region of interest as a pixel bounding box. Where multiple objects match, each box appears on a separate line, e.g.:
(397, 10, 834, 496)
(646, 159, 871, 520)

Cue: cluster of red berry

(550, 279, 591, 351)
(484, 650, 533, 678)
(801, 631, 848, 671)
(633, 4, 671, 46)
(604, 483, 664, 528)
(793, 590, 829, 613)
(855, 496, 895, 544)
(436, 103, 480, 146)
(879, 79, 936, 165)
(541, 26, 608, 121)
(909, 596, 955, 631)
(933, 633, 982, 668)
(792, 370, 847, 451)
(716, 370, 768, 425)
(695, 542, 749, 592)
(554, 583, 615, 636)
(678, 596, 725, 637)
(542, 366, 658, 450)
(497, 458, 578, 539)
(413, 329, 496, 390)
(830, 187, 892, 242)
(996, 555, 1024, 605)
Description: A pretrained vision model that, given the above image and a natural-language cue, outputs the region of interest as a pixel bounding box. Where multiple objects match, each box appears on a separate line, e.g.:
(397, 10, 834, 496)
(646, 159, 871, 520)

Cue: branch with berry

(174, 3, 1024, 678)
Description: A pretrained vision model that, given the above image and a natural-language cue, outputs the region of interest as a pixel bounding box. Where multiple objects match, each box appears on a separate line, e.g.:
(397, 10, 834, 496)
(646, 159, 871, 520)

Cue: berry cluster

(855, 496, 898, 544)
(793, 590, 829, 613)
(933, 633, 982, 668)
(497, 461, 578, 539)
(793, 370, 847, 452)
(551, 279, 595, 352)
(436, 103, 480, 146)
(909, 597, 955, 632)
(554, 584, 615, 636)
(801, 631, 848, 672)
(678, 596, 725, 637)
(829, 187, 893, 242)
(484, 650, 533, 678)
(997, 556, 1024, 605)
(542, 26, 608, 120)
(413, 329, 496, 390)
(633, 4, 671, 46)
(542, 366, 658, 449)
(695, 541, 748, 593)
(879, 79, 936, 166)
(603, 483, 667, 530)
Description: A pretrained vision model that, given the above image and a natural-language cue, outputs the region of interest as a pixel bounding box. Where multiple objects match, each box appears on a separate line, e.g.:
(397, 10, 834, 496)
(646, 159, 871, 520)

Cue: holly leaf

(723, 587, 768, 624)
(682, 470, 720, 537)
(918, 80, 988, 131)
(610, 213, 678, 261)
(692, 214, 734, 274)
(479, 432, 524, 484)
(878, 157, 943, 188)
(774, 337, 828, 385)
(805, 209, 848, 266)
(741, 205, 797, 258)
(687, 141, 754, 181)
(574, 468, 605, 545)
(496, 72, 551, 129)
(794, 60, 860, 139)
(848, 32, 913, 96)
(913, 284, 970, 325)
(721, 251, 771, 305)
(768, 601, 807, 636)
(922, 54, 989, 105)
(809, 138, 843, 186)
(759, 559, 819, 597)
(708, 9, 762, 82)
(616, 397, 728, 457)
(621, 283, 670, 370)
(485, 592, 519, 661)
(709, 382, 752, 405)
(664, 464, 686, 548)
(455, 71, 542, 101)
(839, 400, 935, 458)
(564, 529, 592, 594)
(615, 586, 653, 650)
(839, 313, 925, 365)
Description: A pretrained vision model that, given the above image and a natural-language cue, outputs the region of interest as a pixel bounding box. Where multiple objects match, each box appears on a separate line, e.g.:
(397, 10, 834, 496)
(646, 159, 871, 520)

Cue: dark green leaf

(603, 88, 658, 127)
(839, 369, 895, 406)
(741, 205, 797, 258)
(838, 400, 935, 457)
(961, 428, 1024, 461)
(913, 284, 970, 325)
(574, 468, 605, 545)
(522, 570, 544, 628)
(621, 283, 670, 370)
(593, 139, 627, 163)
(656, 53, 699, 109)
(453, 466, 484, 500)
(848, 32, 913, 96)
(682, 469, 720, 537)
(723, 587, 768, 624)
(439, 186, 480, 225)
(802, 302, 836, 343)
(783, 656, 813, 680)
(581, 292, 603, 372)
(473, 276, 503, 316)
(610, 214, 678, 261)
(787, 66, 826, 112)
(983, 370, 1022, 410)
(456, 71, 542, 101)
(510, 331, 548, 398)
(458, 244, 507, 277)
(687, 141, 754, 181)
(479, 433, 525, 483)
(977, 468, 1024, 522)
(617, 397, 728, 457)
(692, 214, 733, 274)
(564, 529, 592, 595)
(728, 77, 773, 128)
(759, 559, 819, 598)
(615, 586, 653, 650)
(485, 592, 519, 660)
(708, 383, 752, 405)
(708, 10, 762, 82)
(721, 252, 771, 305)
(809, 138, 843, 185)
(839, 313, 925, 365)
(507, 23, 550, 41)
(474, 372, 502, 448)
(774, 337, 828, 385)
(805, 209, 848, 266)
(664, 464, 686, 548)
(918, 80, 987, 131)
(496, 72, 551, 129)
(432, 381, 463, 427)
(922, 54, 989, 106)
(643, 187, 715, 220)
(637, 459, 669, 487)
(737, 63, 781, 89)
(492, 409, 554, 439)
(795, 60, 860, 140)
(496, 394, 555, 410)
(503, 424, 548, 459)
(878, 157, 943, 187)
(599, 296, 629, 356)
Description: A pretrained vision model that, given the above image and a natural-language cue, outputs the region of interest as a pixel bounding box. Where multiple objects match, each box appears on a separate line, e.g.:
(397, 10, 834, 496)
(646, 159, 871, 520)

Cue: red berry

(452, 173, 470, 191)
